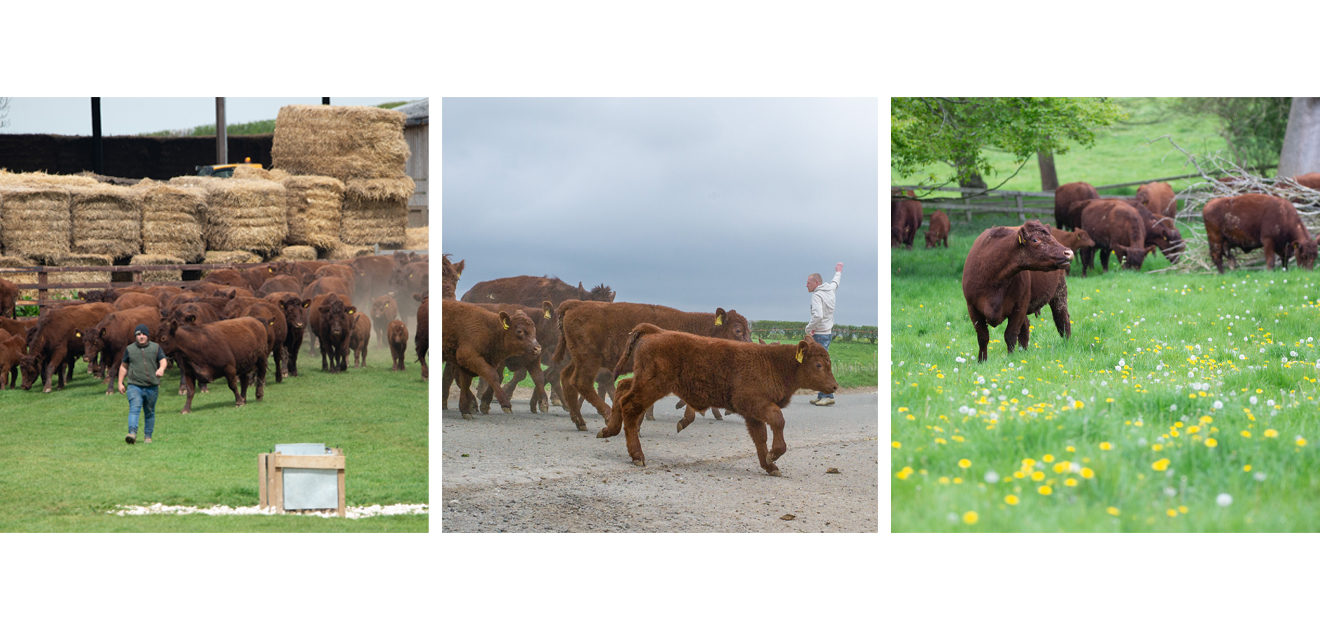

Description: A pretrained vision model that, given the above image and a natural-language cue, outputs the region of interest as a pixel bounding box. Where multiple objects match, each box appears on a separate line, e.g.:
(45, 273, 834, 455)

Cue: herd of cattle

(891, 172, 1320, 363)
(440, 255, 840, 476)
(0, 252, 429, 413)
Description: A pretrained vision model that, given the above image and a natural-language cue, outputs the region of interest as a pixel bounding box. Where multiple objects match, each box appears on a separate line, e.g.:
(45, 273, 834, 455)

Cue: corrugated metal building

(397, 99, 429, 227)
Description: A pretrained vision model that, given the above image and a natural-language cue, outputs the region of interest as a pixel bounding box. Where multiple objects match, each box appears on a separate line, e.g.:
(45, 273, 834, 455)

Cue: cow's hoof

(595, 429, 608, 438)
(632, 458, 646, 467)
(765, 469, 781, 477)
(42, 388, 51, 394)
(461, 413, 474, 420)
(181, 409, 190, 415)
(501, 406, 512, 414)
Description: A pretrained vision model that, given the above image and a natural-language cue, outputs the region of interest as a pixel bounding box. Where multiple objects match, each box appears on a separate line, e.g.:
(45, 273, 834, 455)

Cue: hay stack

(203, 250, 262, 265)
(0, 255, 38, 302)
(283, 175, 344, 249)
(69, 184, 142, 258)
(231, 166, 282, 182)
(0, 185, 71, 263)
(404, 226, 428, 251)
(340, 177, 414, 248)
(130, 254, 184, 283)
(273, 245, 318, 262)
(324, 239, 374, 261)
(193, 178, 288, 255)
(139, 183, 207, 262)
(0, 171, 100, 188)
(50, 253, 112, 300)
(271, 105, 410, 181)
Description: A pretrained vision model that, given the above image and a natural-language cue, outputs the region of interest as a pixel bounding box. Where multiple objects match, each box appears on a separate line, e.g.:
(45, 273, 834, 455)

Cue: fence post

(1017, 194, 1026, 223)
(37, 270, 48, 317)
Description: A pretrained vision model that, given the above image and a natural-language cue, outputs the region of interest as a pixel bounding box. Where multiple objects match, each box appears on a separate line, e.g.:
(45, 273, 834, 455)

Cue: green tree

(1171, 97, 1291, 173)
(891, 97, 1125, 192)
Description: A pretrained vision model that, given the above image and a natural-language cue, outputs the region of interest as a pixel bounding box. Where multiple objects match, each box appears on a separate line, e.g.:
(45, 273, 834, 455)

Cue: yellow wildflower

(963, 511, 978, 525)
(1100, 442, 1113, 451)
(1038, 485, 1053, 496)
(958, 458, 971, 469)
(1004, 494, 1020, 506)
(1152, 458, 1171, 472)
(1080, 467, 1095, 479)
(1265, 429, 1279, 438)
(1107, 506, 1120, 516)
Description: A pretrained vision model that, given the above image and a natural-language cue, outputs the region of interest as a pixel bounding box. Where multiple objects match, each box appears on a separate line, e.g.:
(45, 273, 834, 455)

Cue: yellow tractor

(194, 156, 264, 177)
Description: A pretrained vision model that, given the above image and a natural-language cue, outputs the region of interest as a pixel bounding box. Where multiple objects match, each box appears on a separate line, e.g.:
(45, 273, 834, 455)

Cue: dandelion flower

(1265, 429, 1280, 438)
(1100, 442, 1113, 451)
(896, 467, 914, 480)
(1152, 458, 1171, 472)
(892, 441, 902, 449)
(1166, 508, 1178, 518)
(1080, 467, 1095, 479)
(1004, 494, 1020, 506)
(958, 458, 971, 469)
(1206, 438, 1218, 448)
(1031, 471, 1045, 482)
(1297, 437, 1309, 447)
(1038, 485, 1053, 496)
(1107, 506, 1120, 516)
(963, 511, 978, 525)
(1064, 478, 1078, 487)
(1217, 493, 1233, 507)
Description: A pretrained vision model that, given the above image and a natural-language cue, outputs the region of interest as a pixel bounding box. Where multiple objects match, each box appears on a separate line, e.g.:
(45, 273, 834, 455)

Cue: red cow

(0, 278, 17, 319)
(1053, 181, 1099, 230)
(388, 319, 408, 371)
(598, 324, 838, 476)
(310, 293, 356, 373)
(302, 276, 353, 301)
(416, 295, 428, 379)
(1203, 193, 1318, 273)
(925, 210, 950, 248)
(19, 302, 115, 392)
(1135, 181, 1177, 219)
(441, 255, 464, 300)
(264, 291, 310, 377)
(1078, 200, 1148, 276)
(552, 300, 750, 430)
(961, 220, 1073, 362)
(441, 300, 540, 418)
(157, 314, 269, 413)
(349, 311, 371, 368)
(461, 275, 614, 307)
(82, 306, 163, 394)
(0, 329, 22, 389)
(257, 274, 303, 298)
(371, 293, 399, 348)
(112, 292, 160, 311)
(891, 197, 923, 248)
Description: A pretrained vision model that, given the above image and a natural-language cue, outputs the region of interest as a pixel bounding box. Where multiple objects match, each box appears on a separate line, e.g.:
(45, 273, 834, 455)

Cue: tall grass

(0, 347, 427, 532)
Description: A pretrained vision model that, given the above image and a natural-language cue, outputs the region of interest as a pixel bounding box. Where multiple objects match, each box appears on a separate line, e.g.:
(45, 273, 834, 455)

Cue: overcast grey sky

(0, 97, 421, 136)
(443, 98, 878, 326)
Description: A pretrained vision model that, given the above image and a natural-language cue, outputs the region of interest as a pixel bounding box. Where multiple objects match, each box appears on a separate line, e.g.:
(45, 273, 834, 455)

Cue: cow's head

(794, 336, 838, 395)
(18, 353, 40, 390)
(500, 310, 540, 358)
(712, 308, 751, 342)
(1289, 238, 1319, 270)
(1014, 220, 1073, 271)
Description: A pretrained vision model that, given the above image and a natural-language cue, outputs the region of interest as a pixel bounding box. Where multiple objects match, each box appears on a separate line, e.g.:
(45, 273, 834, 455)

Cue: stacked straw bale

(69, 184, 142, 258)
(340, 177, 414, 248)
(282, 175, 344, 250)
(50, 253, 112, 300)
(0, 185, 72, 264)
(271, 105, 410, 180)
(273, 245, 318, 262)
(404, 226, 428, 251)
(169, 177, 287, 255)
(325, 240, 375, 261)
(203, 250, 262, 265)
(130, 254, 184, 283)
(138, 182, 207, 262)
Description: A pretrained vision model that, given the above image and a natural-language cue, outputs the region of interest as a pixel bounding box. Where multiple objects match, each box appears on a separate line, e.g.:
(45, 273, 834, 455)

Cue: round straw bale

(282, 175, 344, 249)
(272, 245, 318, 262)
(50, 253, 113, 300)
(340, 177, 414, 248)
(140, 183, 207, 262)
(271, 105, 410, 180)
(69, 183, 143, 258)
(203, 250, 262, 265)
(130, 254, 185, 283)
(0, 185, 72, 264)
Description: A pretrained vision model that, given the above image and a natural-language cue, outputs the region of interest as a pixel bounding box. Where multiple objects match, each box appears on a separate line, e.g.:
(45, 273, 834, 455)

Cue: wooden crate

(258, 448, 346, 517)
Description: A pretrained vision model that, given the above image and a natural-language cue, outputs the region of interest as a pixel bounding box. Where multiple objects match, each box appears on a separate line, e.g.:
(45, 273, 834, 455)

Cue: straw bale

(197, 178, 288, 255)
(0, 255, 38, 303)
(324, 239, 375, 261)
(0, 171, 101, 188)
(271, 105, 410, 180)
(130, 254, 184, 283)
(404, 226, 428, 251)
(50, 253, 113, 300)
(69, 183, 142, 258)
(272, 245, 318, 262)
(0, 185, 71, 263)
(340, 177, 414, 248)
(203, 250, 262, 265)
(140, 183, 207, 262)
(230, 166, 279, 181)
(282, 175, 344, 249)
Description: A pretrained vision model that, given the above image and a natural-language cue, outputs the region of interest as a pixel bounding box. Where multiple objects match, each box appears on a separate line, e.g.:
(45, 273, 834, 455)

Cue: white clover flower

(984, 471, 1000, 484)
(1254, 472, 1268, 482)
(1213, 401, 1223, 410)
(1250, 396, 1258, 405)
(955, 356, 967, 363)
(1164, 487, 1178, 497)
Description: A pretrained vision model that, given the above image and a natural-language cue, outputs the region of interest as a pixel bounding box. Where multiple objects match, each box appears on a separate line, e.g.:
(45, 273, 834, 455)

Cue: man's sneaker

(811, 398, 835, 406)
(125, 433, 136, 444)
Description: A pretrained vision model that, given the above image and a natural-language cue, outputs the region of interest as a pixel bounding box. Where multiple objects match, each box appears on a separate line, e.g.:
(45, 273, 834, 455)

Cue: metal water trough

(259, 443, 346, 517)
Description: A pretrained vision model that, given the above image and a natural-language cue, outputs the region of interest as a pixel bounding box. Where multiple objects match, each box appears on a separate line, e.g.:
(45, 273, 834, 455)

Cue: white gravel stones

(110, 503, 428, 519)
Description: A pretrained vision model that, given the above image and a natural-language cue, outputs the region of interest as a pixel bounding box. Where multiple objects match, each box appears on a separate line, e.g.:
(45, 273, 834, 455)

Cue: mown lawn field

(891, 228, 1320, 532)
(0, 344, 427, 532)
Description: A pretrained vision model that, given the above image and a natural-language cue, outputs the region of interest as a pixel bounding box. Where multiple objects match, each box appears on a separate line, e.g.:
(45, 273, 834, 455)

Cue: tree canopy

(891, 97, 1125, 189)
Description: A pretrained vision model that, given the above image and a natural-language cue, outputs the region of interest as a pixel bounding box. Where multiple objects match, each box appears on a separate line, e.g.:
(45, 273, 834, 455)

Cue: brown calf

(20, 302, 115, 392)
(1078, 200, 1148, 276)
(371, 293, 399, 348)
(598, 324, 838, 476)
(1136, 181, 1177, 219)
(0, 278, 17, 318)
(349, 311, 371, 368)
(441, 300, 540, 418)
(441, 255, 464, 300)
(961, 220, 1073, 362)
(0, 330, 22, 389)
(925, 210, 950, 248)
(891, 197, 922, 248)
(388, 319, 408, 371)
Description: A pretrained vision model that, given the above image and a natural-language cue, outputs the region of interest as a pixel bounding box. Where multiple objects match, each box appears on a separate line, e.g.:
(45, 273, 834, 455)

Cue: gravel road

(441, 388, 878, 533)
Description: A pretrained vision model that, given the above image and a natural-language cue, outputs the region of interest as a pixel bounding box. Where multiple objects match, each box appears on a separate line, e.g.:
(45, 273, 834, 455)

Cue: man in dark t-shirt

(118, 324, 168, 445)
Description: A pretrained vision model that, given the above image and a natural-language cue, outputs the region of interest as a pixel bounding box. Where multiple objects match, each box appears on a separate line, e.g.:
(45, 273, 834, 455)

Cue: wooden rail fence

(0, 261, 279, 315)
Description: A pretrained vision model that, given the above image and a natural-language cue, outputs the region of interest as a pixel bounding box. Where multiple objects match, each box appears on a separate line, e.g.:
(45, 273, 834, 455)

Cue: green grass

(892, 97, 1237, 196)
(0, 344, 427, 532)
(891, 223, 1320, 531)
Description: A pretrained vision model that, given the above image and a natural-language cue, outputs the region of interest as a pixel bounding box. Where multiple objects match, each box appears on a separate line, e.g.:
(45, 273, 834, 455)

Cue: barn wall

(0, 134, 273, 181)
(404, 122, 428, 227)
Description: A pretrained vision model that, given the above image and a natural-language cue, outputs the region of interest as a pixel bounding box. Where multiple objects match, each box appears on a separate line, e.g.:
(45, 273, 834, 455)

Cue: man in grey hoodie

(806, 262, 843, 406)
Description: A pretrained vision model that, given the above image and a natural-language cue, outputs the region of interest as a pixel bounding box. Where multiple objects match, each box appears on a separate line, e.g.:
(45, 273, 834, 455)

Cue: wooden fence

(749, 324, 877, 344)
(0, 261, 285, 315)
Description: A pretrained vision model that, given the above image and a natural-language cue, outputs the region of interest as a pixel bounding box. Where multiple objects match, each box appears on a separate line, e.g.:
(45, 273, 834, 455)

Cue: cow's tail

(614, 322, 663, 378)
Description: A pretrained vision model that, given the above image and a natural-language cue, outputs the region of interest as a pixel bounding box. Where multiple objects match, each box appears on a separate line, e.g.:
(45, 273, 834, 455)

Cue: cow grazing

(349, 311, 371, 368)
(1077, 199, 1148, 276)
(442, 300, 540, 418)
(961, 220, 1073, 362)
(0, 278, 17, 318)
(1136, 182, 1177, 219)
(310, 293, 356, 373)
(1203, 193, 1318, 273)
(891, 197, 923, 248)
(924, 210, 950, 248)
(416, 295, 429, 379)
(441, 255, 464, 300)
(371, 293, 399, 348)
(388, 320, 408, 371)
(157, 314, 269, 413)
(20, 302, 115, 392)
(598, 324, 838, 476)
(552, 300, 751, 430)
(0, 330, 22, 389)
(461, 275, 614, 308)
(1054, 181, 1099, 230)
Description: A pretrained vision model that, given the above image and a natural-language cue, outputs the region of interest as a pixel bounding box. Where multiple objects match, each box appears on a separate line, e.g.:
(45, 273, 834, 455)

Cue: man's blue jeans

(812, 333, 834, 400)
(127, 384, 159, 439)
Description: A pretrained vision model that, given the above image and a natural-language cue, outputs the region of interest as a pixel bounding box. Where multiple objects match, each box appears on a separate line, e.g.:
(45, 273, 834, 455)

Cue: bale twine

(0, 255, 39, 303)
(139, 183, 207, 262)
(69, 183, 142, 258)
(340, 176, 414, 248)
(270, 105, 410, 180)
(196, 178, 288, 255)
(272, 245, 318, 262)
(130, 254, 184, 283)
(50, 253, 112, 300)
(203, 250, 262, 265)
(404, 226, 428, 251)
(283, 175, 344, 249)
(0, 185, 71, 263)
(324, 239, 374, 261)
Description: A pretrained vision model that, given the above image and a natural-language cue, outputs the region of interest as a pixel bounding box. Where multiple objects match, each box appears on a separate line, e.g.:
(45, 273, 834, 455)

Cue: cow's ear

(542, 301, 553, 320)
(185, 313, 197, 324)
(301, 300, 311, 309)
(1016, 225, 1028, 245)
(795, 340, 808, 364)
(347, 307, 356, 315)
(499, 312, 512, 330)
(454, 261, 464, 278)
(715, 308, 727, 326)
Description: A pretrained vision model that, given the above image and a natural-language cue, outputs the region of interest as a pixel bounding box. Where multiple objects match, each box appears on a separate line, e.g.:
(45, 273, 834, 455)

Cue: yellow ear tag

(795, 347, 804, 363)
(715, 315, 723, 325)
(543, 311, 551, 320)
(1017, 231, 1025, 245)
(503, 321, 510, 330)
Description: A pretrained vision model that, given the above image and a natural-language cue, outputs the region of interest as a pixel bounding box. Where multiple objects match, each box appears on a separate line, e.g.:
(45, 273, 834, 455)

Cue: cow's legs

(1263, 238, 1277, 270)
(1049, 283, 1071, 339)
(561, 360, 600, 431)
(226, 367, 244, 407)
(441, 361, 455, 409)
(973, 315, 990, 362)
(457, 367, 478, 419)
(255, 358, 267, 401)
(456, 349, 512, 413)
(744, 418, 776, 476)
(596, 378, 633, 439)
